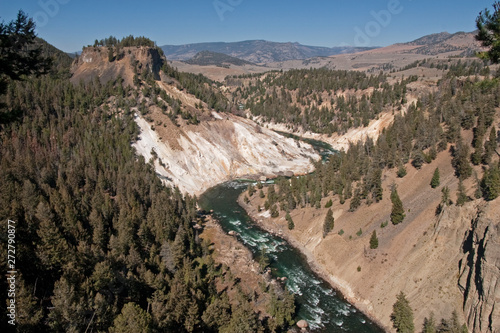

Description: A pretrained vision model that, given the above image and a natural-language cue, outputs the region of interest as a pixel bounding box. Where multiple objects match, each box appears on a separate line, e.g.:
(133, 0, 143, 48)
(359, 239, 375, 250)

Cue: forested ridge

(0, 31, 295, 333)
(226, 68, 418, 134)
(250, 66, 500, 221)
(239, 57, 499, 333)
(225, 60, 493, 137)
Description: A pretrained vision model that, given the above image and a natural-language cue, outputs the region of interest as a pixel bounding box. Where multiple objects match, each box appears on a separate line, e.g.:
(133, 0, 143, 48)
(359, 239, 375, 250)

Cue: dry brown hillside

(241, 142, 500, 331)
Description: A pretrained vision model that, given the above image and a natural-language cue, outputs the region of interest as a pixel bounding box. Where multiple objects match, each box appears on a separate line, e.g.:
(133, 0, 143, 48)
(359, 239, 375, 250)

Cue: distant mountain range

(399, 31, 481, 56)
(162, 31, 483, 81)
(160, 40, 376, 64)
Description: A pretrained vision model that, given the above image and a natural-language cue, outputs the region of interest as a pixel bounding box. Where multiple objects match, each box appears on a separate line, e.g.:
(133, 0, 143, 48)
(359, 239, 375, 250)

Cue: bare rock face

(458, 200, 500, 333)
(296, 319, 308, 329)
(70, 46, 164, 86)
(133, 112, 319, 195)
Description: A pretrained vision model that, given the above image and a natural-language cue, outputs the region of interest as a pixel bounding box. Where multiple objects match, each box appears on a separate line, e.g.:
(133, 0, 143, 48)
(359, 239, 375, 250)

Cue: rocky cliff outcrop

(459, 201, 500, 333)
(133, 111, 319, 195)
(70, 44, 319, 196)
(71, 46, 164, 86)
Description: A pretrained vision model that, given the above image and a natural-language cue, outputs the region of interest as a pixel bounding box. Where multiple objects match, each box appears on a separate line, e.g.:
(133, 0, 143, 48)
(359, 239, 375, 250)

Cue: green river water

(198, 135, 384, 332)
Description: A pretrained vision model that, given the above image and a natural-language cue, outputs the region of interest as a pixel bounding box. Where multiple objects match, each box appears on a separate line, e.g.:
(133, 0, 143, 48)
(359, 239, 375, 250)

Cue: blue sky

(0, 0, 494, 52)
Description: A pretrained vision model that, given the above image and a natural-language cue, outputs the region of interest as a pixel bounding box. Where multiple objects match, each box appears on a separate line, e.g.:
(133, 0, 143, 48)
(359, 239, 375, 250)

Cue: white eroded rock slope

(133, 112, 319, 195)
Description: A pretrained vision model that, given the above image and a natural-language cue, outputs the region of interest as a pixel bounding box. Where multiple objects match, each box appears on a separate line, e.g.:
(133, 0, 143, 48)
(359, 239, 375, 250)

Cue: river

(199, 181, 382, 332)
(198, 135, 383, 332)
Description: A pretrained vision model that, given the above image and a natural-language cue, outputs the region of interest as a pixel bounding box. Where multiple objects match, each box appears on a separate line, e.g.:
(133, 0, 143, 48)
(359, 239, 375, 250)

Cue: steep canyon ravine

(198, 135, 384, 332)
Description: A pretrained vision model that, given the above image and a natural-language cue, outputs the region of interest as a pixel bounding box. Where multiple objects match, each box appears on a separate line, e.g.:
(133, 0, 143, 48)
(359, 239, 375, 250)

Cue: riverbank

(237, 194, 389, 332)
(199, 214, 304, 332)
(237, 147, 479, 332)
(199, 181, 383, 332)
(253, 111, 394, 152)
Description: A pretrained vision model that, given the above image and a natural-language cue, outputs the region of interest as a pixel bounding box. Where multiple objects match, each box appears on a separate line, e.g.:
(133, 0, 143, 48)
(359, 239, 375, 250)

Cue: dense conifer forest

(226, 68, 419, 134)
(254, 65, 500, 215)
(0, 16, 295, 332)
(1, 5, 500, 332)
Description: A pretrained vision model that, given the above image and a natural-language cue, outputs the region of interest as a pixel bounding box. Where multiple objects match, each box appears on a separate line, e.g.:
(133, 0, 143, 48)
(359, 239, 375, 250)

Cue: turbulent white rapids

(199, 181, 382, 332)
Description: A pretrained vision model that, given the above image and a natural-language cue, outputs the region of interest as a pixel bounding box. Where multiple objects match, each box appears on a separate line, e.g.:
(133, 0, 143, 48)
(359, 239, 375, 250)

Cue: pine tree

(430, 168, 440, 188)
(108, 46, 115, 62)
(390, 292, 415, 333)
(369, 230, 379, 249)
(349, 188, 362, 212)
(411, 150, 425, 169)
(0, 10, 51, 97)
(258, 247, 270, 271)
(285, 212, 294, 230)
(422, 313, 436, 333)
(323, 208, 334, 237)
(452, 139, 472, 180)
(390, 187, 405, 225)
(441, 186, 452, 206)
(476, 1, 500, 63)
(471, 134, 483, 165)
(109, 303, 153, 333)
(201, 293, 231, 330)
(481, 162, 500, 200)
(482, 126, 497, 165)
(397, 165, 407, 178)
(270, 204, 279, 218)
(372, 167, 383, 202)
(247, 183, 256, 197)
(456, 179, 469, 206)
(16, 276, 44, 330)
